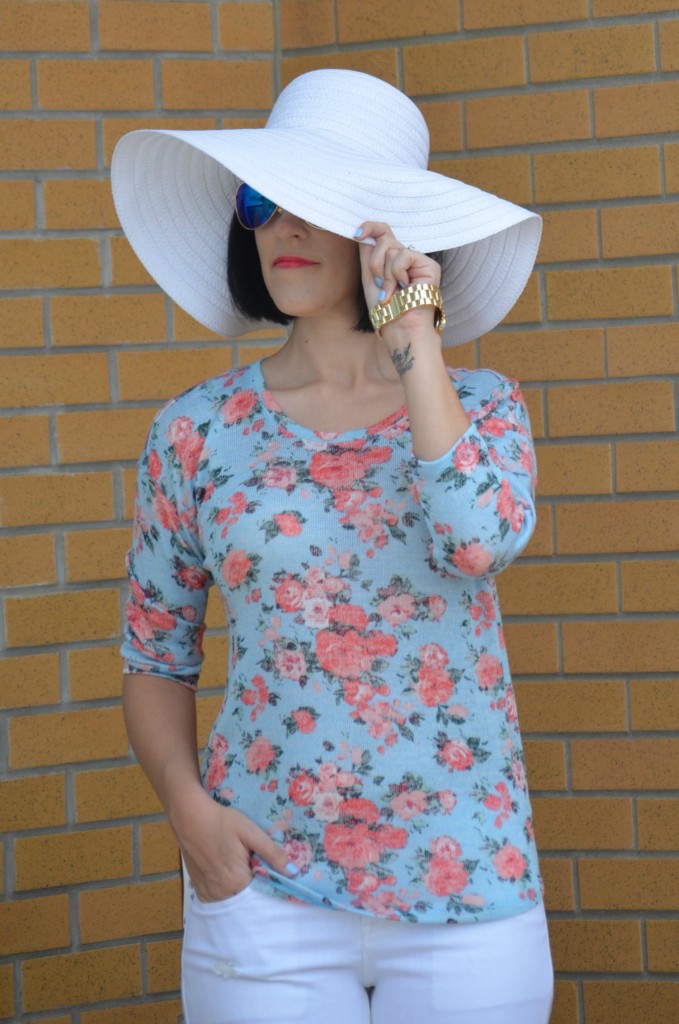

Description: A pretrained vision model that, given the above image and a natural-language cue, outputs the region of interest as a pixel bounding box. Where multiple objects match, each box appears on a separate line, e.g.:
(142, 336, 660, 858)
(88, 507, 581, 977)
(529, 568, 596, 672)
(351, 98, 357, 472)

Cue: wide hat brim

(111, 79, 541, 347)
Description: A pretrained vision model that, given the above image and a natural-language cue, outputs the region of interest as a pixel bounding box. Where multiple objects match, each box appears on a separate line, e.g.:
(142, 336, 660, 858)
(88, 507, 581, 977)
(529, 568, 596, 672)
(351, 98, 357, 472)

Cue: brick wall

(1, 2, 678, 1022)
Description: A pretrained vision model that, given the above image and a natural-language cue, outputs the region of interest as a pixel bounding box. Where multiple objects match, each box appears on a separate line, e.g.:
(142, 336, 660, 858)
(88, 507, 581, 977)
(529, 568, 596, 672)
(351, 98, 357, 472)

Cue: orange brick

(117, 347, 232, 401)
(281, 51, 399, 89)
(637, 797, 679, 851)
(23, 946, 141, 1012)
(82, 1003, 183, 1024)
(16, 827, 132, 891)
(534, 145, 660, 203)
(57, 408, 156, 464)
(51, 293, 166, 346)
(607, 322, 679, 376)
(75, 764, 162, 822)
(80, 879, 181, 942)
(498, 562, 617, 615)
(0, 534, 56, 588)
(536, 443, 612, 496)
(0, 353, 109, 409)
(5, 589, 121, 650)
(162, 59, 272, 110)
(109, 236, 156, 286)
(551, 981, 579, 1024)
(0, 239, 100, 289)
(44, 179, 117, 230)
(0, 964, 13, 1021)
(38, 59, 154, 111)
(557, 499, 679, 555)
(0, 179, 34, 229)
(65, 527, 129, 583)
(464, 0, 588, 27)
(584, 981, 679, 1024)
(660, 18, 679, 71)
(219, 1, 274, 50)
(515, 679, 627, 733)
(0, 895, 70, 956)
(538, 208, 600, 263)
(123, 466, 137, 519)
(550, 919, 642, 973)
(572, 739, 679, 790)
(173, 305, 224, 342)
(0, 472, 114, 527)
(564, 620, 679, 674)
(647, 921, 679, 973)
(501, 271, 542, 325)
(594, 0, 679, 10)
(530, 24, 655, 83)
(547, 265, 674, 321)
(523, 739, 567, 790)
(617, 440, 679, 494)
(603, 201, 679, 258)
(434, 155, 531, 206)
(10, 704, 128, 768)
(631, 678, 679, 732)
(0, 57, 30, 108)
(0, 1, 90, 50)
(621, 559, 679, 612)
(147, 937, 182, 993)
(405, 37, 524, 96)
(0, 775, 66, 832)
(533, 797, 633, 850)
(279, 0, 334, 47)
(595, 81, 679, 138)
(100, 1, 211, 50)
(339, 0, 457, 42)
(418, 101, 463, 154)
(520, 507, 553, 557)
(580, 858, 679, 910)
(665, 142, 679, 193)
(503, 622, 559, 675)
(0, 652, 59, 709)
(0, 414, 50, 469)
(69, 644, 124, 701)
(0, 297, 44, 348)
(141, 820, 180, 875)
(205, 589, 228, 629)
(548, 381, 674, 437)
(518, 387, 544, 438)
(540, 858, 575, 911)
(467, 90, 590, 148)
(0, 119, 96, 170)
(480, 328, 605, 382)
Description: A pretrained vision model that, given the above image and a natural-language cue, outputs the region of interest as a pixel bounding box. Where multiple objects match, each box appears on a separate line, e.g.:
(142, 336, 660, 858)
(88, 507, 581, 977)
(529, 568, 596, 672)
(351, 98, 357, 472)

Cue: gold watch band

(368, 283, 446, 335)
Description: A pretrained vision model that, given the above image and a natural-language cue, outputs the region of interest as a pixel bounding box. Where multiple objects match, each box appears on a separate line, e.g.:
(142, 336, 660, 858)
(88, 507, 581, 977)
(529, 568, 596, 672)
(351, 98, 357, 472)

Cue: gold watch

(368, 283, 446, 335)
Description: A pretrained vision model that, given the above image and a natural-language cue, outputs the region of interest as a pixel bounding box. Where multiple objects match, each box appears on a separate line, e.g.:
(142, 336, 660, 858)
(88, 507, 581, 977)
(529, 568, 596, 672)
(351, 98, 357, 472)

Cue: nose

(272, 207, 309, 235)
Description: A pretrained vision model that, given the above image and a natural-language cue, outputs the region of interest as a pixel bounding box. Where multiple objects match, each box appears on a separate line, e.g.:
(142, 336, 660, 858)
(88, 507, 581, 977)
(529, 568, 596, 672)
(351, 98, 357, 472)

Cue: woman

(113, 69, 553, 1024)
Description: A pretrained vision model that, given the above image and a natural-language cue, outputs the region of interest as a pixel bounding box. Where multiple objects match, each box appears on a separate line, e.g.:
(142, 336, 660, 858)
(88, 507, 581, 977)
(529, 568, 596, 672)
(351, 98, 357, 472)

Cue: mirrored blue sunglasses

(235, 182, 282, 230)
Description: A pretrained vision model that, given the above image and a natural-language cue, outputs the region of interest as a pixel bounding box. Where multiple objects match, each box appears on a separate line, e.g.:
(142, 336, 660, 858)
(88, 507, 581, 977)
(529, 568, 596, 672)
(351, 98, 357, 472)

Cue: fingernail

(354, 227, 363, 238)
(398, 280, 406, 289)
(374, 276, 383, 288)
(378, 289, 386, 302)
(285, 862, 299, 876)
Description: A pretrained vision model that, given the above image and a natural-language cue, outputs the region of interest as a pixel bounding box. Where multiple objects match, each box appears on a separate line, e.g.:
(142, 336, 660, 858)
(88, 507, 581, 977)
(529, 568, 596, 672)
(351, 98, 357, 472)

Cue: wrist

(369, 282, 445, 336)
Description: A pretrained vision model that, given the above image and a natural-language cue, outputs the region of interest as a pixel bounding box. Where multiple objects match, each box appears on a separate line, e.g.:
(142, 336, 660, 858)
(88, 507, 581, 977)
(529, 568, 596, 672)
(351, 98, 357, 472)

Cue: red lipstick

(273, 256, 318, 268)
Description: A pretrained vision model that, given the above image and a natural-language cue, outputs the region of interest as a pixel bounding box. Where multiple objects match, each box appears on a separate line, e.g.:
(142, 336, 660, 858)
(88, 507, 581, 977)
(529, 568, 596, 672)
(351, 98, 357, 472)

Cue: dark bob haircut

(226, 212, 442, 335)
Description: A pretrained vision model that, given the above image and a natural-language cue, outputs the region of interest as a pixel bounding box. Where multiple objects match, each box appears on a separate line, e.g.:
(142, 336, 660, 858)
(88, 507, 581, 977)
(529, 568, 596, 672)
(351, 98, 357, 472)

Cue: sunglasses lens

(236, 183, 278, 229)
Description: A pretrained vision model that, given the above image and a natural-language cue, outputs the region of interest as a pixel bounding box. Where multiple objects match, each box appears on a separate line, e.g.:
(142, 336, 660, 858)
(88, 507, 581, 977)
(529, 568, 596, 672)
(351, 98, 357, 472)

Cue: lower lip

(273, 259, 317, 269)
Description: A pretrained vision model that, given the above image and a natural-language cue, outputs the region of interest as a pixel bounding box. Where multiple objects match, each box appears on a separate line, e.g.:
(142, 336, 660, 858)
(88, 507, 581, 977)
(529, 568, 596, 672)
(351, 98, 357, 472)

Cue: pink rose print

(245, 735, 276, 773)
(148, 448, 162, 480)
(175, 564, 209, 590)
(206, 755, 227, 790)
(274, 574, 305, 612)
(273, 512, 303, 536)
(439, 739, 475, 772)
(291, 708, 316, 733)
(390, 789, 428, 821)
(222, 549, 252, 588)
(153, 490, 180, 532)
(492, 843, 528, 881)
(425, 856, 469, 897)
(416, 666, 454, 707)
(453, 440, 480, 473)
(283, 839, 312, 873)
(438, 790, 458, 813)
(330, 604, 370, 631)
(452, 542, 493, 576)
(476, 652, 503, 690)
(222, 388, 258, 424)
(427, 595, 447, 621)
(274, 647, 307, 682)
(497, 479, 525, 532)
(167, 416, 204, 479)
(288, 772, 315, 806)
(339, 797, 380, 823)
(262, 464, 298, 489)
(378, 593, 416, 625)
(324, 823, 381, 869)
(316, 629, 374, 678)
(126, 602, 177, 643)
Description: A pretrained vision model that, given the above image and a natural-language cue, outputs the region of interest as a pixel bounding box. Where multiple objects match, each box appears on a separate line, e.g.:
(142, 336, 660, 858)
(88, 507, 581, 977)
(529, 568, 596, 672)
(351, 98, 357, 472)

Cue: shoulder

(447, 366, 521, 410)
(147, 362, 259, 442)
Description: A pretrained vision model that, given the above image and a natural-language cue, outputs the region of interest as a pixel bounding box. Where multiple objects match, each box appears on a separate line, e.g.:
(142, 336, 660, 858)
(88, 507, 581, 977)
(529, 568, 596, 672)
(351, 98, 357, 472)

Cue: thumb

(243, 819, 299, 879)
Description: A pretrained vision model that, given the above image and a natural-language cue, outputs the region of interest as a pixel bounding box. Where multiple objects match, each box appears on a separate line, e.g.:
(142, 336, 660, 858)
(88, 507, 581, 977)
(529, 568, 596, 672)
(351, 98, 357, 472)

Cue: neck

(278, 315, 398, 387)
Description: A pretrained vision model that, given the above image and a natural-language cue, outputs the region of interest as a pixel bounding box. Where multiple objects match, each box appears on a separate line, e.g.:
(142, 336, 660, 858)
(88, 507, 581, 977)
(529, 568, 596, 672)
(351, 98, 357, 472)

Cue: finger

(241, 818, 299, 878)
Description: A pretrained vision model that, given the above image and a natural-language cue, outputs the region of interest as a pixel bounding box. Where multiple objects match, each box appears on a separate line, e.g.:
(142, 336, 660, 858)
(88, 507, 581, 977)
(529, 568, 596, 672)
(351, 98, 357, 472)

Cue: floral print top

(122, 359, 542, 924)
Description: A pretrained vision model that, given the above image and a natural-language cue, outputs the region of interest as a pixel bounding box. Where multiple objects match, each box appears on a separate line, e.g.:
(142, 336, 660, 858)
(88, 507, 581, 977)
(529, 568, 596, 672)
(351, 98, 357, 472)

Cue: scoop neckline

(251, 359, 409, 442)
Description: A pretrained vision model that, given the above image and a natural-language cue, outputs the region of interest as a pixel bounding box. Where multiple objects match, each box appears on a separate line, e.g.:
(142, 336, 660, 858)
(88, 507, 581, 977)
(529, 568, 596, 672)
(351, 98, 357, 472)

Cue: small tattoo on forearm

(390, 344, 415, 377)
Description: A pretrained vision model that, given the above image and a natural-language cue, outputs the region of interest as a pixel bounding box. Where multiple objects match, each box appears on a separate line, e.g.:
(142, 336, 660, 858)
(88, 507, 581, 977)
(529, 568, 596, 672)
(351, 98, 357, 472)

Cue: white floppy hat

(111, 69, 541, 347)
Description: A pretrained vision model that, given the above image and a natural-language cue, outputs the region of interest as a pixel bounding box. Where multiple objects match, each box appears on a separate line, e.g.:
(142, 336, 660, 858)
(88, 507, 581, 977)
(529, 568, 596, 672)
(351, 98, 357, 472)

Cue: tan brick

(109, 236, 155, 286)
(467, 90, 590, 149)
(0, 652, 60, 709)
(617, 441, 679, 494)
(57, 408, 156, 464)
(607, 322, 679, 376)
(0, 297, 44, 349)
(103, 116, 218, 164)
(580, 858, 679, 911)
(100, 1, 211, 50)
(557, 499, 679, 555)
(123, 466, 137, 519)
(5, 588, 121, 650)
(281, 51, 399, 89)
(631, 680, 679, 733)
(44, 179, 118, 230)
(0, 472, 114, 527)
(533, 797, 633, 851)
(638, 798, 679, 851)
(51, 293, 166, 347)
(0, 895, 70, 956)
(405, 37, 525, 96)
(0, 179, 34, 229)
(16, 827, 132, 891)
(647, 921, 679, 973)
(523, 740, 567, 790)
(162, 59, 271, 110)
(117, 347, 232, 402)
(82, 1003, 183, 1024)
(173, 305, 224, 342)
(147, 937, 182, 993)
(585, 981, 679, 1024)
(548, 381, 674, 437)
(504, 622, 559, 675)
(480, 328, 605, 383)
(501, 271, 542, 325)
(205, 589, 228, 629)
(80, 879, 181, 942)
(595, 0, 679, 11)
(538, 209, 600, 263)
(572, 739, 679, 791)
(65, 527, 129, 583)
(0, 57, 31, 109)
(279, 0, 334, 47)
(0, 964, 13, 1021)
(540, 858, 575, 911)
(434, 155, 531, 207)
(536, 443, 612, 496)
(621, 560, 679, 612)
(551, 981, 579, 1024)
(196, 693, 225, 748)
(219, 1, 274, 50)
(0, 239, 100, 289)
(564, 620, 679, 674)
(10, 704, 128, 768)
(464, 0, 588, 27)
(515, 679, 627, 733)
(660, 18, 679, 71)
(198, 635, 230, 691)
(534, 146, 660, 203)
(595, 81, 679, 138)
(0, 1, 90, 50)
(418, 101, 463, 155)
(603, 201, 679, 258)
(550, 919, 642, 973)
(547, 266, 674, 321)
(0, 119, 96, 170)
(141, 820, 180, 875)
(69, 644, 124, 701)
(0, 353, 109, 409)
(530, 24, 655, 83)
(0, 534, 56, 588)
(0, 775, 65, 831)
(520, 507, 553, 557)
(499, 562, 617, 616)
(76, 764, 162, 822)
(23, 945, 141, 1012)
(521, 387, 544, 439)
(665, 142, 679, 193)
(38, 59, 154, 111)
(339, 0, 457, 42)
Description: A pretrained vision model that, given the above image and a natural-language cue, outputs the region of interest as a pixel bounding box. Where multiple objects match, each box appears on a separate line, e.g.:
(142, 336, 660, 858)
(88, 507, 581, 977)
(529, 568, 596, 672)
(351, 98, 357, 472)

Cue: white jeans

(181, 884, 553, 1024)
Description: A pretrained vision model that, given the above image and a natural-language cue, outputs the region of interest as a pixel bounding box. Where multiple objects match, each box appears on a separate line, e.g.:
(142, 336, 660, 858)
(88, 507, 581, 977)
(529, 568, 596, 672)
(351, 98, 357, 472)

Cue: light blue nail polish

(354, 228, 363, 238)
(378, 289, 386, 302)
(374, 276, 383, 288)
(285, 862, 299, 876)
(398, 280, 406, 289)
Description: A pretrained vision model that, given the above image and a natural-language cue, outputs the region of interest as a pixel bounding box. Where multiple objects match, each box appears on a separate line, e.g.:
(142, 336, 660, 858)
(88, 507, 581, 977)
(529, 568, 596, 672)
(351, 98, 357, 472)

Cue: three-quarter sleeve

(413, 371, 536, 578)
